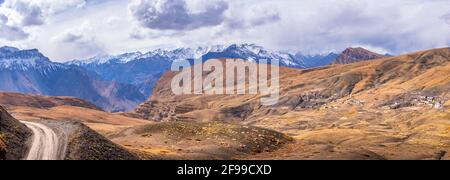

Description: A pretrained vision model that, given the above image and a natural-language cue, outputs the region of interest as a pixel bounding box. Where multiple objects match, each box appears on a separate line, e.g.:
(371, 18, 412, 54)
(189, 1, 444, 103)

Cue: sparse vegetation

(112, 122, 293, 159)
(131, 47, 450, 160)
(64, 121, 139, 160)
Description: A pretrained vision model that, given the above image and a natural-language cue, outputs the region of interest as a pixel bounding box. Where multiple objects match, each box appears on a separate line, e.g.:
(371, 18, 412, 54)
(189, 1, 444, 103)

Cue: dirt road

(22, 121, 64, 160)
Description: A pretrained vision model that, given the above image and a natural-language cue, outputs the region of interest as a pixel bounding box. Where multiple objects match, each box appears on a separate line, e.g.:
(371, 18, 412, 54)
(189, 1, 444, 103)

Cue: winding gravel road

(21, 121, 63, 160)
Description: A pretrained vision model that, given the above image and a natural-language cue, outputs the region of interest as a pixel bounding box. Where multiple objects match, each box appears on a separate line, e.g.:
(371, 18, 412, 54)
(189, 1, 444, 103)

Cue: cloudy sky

(0, 0, 449, 61)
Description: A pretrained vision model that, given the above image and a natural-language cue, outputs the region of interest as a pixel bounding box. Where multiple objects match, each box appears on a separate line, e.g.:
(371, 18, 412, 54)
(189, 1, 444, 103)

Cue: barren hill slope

(134, 47, 450, 160)
(1, 104, 140, 160)
(0, 93, 150, 135)
(0, 106, 31, 160)
(111, 122, 292, 160)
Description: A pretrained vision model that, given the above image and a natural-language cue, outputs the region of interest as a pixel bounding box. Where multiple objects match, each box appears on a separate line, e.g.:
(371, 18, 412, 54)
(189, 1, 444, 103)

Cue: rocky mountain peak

(333, 47, 386, 64)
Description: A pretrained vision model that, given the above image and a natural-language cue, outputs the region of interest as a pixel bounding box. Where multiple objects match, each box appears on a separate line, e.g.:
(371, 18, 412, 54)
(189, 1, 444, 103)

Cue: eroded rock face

(0, 106, 31, 160)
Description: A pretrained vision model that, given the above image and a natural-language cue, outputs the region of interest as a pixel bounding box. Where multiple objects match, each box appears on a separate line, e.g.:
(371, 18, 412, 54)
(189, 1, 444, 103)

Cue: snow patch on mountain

(66, 44, 306, 66)
(0, 46, 62, 71)
(68, 52, 144, 66)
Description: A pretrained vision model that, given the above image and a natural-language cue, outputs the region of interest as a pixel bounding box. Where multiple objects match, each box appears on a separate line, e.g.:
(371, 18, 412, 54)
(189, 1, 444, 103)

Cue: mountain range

(66, 44, 340, 97)
(133, 47, 450, 159)
(0, 46, 448, 160)
(0, 44, 381, 112)
(0, 46, 145, 112)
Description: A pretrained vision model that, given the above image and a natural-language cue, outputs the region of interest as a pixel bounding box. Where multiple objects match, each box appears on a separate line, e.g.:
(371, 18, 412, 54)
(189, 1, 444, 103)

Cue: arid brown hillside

(111, 122, 292, 160)
(0, 92, 101, 110)
(333, 47, 387, 64)
(57, 121, 139, 160)
(0, 106, 31, 160)
(0, 93, 150, 135)
(134, 47, 450, 160)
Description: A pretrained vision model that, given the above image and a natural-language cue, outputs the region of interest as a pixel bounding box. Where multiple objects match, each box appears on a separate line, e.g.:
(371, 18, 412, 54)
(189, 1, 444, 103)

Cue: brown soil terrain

(110, 122, 292, 160)
(133, 47, 450, 160)
(0, 106, 31, 160)
(8, 106, 151, 135)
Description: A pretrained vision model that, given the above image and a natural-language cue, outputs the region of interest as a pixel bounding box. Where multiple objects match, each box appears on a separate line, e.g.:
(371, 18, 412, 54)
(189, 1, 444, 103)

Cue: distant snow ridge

(0, 46, 62, 71)
(199, 43, 310, 68)
(65, 43, 327, 68)
(66, 45, 226, 66)
(68, 52, 144, 66)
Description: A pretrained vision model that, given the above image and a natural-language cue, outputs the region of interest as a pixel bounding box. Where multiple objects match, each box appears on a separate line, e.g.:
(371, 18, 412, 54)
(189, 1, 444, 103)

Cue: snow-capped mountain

(0, 46, 61, 71)
(66, 45, 227, 66)
(202, 44, 339, 68)
(67, 52, 173, 97)
(201, 44, 303, 67)
(66, 44, 338, 97)
(68, 44, 314, 67)
(68, 52, 144, 66)
(69, 43, 339, 69)
(294, 52, 340, 68)
(0, 46, 145, 112)
(0, 44, 341, 112)
(139, 45, 227, 60)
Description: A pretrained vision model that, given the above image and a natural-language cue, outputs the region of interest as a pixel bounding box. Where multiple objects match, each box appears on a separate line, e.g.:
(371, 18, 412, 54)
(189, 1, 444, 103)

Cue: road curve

(22, 121, 61, 160)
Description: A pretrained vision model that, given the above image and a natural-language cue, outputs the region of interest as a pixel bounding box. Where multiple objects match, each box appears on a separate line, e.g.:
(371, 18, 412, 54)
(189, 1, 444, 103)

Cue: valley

(0, 46, 449, 160)
(132, 47, 450, 159)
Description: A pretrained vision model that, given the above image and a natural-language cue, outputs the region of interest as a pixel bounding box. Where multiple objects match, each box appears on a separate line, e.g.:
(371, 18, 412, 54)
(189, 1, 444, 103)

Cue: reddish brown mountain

(333, 47, 387, 64)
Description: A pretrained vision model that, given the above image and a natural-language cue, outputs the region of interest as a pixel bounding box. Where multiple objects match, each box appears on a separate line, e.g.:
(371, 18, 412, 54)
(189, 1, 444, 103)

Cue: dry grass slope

(111, 122, 292, 160)
(0, 93, 151, 135)
(64, 121, 139, 160)
(133, 47, 450, 160)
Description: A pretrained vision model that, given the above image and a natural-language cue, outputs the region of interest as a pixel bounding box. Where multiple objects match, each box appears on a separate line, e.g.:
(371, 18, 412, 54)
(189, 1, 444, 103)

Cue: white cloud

(224, 4, 281, 29)
(0, 13, 29, 40)
(443, 13, 450, 25)
(51, 21, 106, 59)
(0, 24, 29, 41)
(0, 0, 86, 40)
(106, 16, 121, 27)
(0, 14, 6, 23)
(129, 0, 228, 30)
